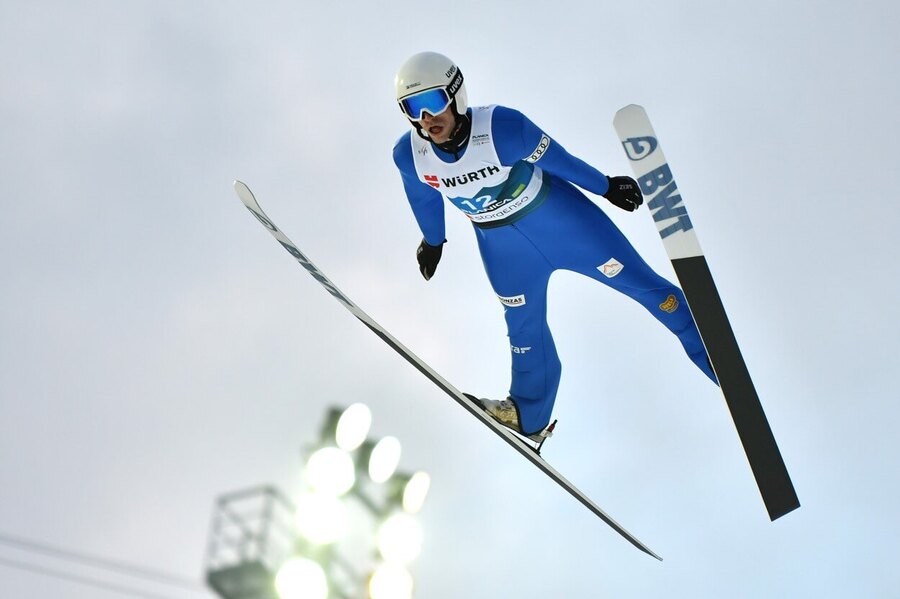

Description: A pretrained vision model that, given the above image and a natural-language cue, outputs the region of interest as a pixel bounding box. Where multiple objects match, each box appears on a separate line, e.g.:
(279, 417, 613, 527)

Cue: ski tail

(612, 106, 799, 521)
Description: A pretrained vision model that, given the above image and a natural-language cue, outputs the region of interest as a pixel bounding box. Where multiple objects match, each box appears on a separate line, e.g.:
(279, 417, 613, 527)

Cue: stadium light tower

(206, 403, 430, 599)
(205, 486, 299, 599)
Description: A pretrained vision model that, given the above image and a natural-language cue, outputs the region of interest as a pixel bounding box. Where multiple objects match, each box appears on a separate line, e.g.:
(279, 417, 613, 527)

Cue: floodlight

(368, 563, 413, 599)
(295, 492, 349, 545)
(274, 558, 328, 599)
(368, 436, 402, 484)
(336, 403, 372, 451)
(401, 472, 431, 514)
(306, 447, 355, 496)
(376, 513, 423, 565)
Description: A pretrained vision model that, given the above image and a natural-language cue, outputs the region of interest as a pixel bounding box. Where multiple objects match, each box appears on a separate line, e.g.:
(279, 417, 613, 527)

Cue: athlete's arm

(491, 106, 611, 197)
(392, 134, 447, 246)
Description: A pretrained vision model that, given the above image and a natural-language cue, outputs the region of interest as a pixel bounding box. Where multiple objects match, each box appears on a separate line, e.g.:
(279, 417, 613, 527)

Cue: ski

(233, 180, 662, 560)
(613, 105, 800, 521)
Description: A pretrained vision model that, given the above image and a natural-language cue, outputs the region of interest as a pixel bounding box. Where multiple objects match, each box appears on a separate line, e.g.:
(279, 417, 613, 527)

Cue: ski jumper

(393, 105, 717, 435)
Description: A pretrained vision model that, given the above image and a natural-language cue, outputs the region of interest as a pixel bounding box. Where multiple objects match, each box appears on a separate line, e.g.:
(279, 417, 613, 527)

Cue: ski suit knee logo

(659, 294, 679, 313)
(598, 258, 624, 278)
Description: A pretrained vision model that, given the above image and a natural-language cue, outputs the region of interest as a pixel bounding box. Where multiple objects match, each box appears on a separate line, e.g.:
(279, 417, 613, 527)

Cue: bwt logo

(638, 164, 693, 239)
(622, 136, 658, 161)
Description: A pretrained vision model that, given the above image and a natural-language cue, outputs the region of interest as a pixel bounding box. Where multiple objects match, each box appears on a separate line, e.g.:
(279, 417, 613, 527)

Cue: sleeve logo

(526, 135, 551, 163)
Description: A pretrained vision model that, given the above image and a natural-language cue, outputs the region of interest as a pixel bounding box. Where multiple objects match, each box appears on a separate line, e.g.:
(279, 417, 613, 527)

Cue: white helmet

(395, 52, 468, 123)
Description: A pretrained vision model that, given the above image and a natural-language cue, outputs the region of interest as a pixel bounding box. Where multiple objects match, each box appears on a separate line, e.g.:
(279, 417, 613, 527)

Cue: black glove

(416, 238, 445, 280)
(602, 175, 643, 211)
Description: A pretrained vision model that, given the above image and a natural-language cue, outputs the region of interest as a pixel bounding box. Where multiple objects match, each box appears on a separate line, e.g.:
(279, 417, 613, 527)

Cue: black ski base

(673, 255, 800, 520)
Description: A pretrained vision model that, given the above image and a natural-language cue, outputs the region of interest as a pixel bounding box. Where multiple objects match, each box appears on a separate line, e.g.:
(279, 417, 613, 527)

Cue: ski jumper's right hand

(416, 238, 445, 280)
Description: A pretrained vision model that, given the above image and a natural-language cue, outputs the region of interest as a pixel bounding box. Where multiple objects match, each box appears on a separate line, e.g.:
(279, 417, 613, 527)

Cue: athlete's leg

(520, 179, 717, 384)
(474, 225, 561, 434)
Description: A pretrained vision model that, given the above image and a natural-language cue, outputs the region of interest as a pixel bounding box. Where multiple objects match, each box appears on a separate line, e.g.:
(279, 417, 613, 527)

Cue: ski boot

(463, 393, 556, 452)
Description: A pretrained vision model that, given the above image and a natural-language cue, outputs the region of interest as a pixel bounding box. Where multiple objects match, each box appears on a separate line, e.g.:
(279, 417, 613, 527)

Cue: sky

(1, 0, 899, 598)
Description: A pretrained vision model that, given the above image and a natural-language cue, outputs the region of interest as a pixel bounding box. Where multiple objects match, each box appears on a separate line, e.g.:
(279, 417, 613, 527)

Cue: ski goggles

(398, 87, 452, 121)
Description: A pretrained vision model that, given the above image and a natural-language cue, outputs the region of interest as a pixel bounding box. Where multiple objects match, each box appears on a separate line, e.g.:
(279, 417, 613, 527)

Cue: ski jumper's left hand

(487, 109, 644, 214)
(602, 175, 643, 211)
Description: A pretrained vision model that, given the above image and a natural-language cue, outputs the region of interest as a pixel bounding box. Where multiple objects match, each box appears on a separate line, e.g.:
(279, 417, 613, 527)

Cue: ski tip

(232, 180, 260, 210)
(613, 104, 647, 121)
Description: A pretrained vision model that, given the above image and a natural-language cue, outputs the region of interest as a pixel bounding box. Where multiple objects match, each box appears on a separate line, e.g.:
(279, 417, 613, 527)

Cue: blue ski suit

(393, 105, 717, 435)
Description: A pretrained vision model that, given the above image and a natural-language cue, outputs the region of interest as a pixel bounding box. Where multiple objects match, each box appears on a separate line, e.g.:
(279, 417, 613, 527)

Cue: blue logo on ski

(621, 136, 658, 161)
